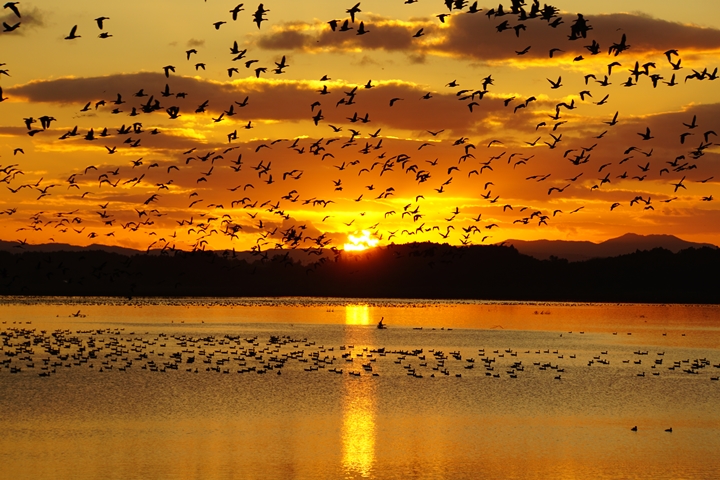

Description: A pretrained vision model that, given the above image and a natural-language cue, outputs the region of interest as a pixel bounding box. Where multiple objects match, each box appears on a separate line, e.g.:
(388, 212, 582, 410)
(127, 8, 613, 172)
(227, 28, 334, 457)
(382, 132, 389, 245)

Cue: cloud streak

(255, 12, 720, 63)
(7, 72, 528, 135)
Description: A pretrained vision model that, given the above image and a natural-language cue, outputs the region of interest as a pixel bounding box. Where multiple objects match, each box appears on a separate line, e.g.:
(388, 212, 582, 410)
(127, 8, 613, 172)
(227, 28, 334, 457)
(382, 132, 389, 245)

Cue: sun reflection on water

(342, 305, 377, 477)
(345, 304, 372, 325)
(342, 381, 376, 478)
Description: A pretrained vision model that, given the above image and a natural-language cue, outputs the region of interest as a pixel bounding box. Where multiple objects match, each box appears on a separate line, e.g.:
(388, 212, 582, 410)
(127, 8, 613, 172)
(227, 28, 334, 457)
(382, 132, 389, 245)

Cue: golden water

(1, 298, 718, 479)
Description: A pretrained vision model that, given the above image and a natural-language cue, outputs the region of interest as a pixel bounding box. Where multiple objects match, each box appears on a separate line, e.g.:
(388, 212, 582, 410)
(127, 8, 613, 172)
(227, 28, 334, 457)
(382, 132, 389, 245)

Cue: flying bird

(230, 4, 245, 20)
(95, 17, 109, 29)
(4, 2, 20, 18)
(346, 3, 361, 22)
(2, 21, 20, 32)
(64, 25, 80, 40)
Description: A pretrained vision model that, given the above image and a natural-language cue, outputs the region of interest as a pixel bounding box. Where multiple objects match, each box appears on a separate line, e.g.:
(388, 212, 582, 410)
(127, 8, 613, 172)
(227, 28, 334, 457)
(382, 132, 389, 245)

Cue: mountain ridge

(2, 233, 716, 264)
(503, 233, 717, 261)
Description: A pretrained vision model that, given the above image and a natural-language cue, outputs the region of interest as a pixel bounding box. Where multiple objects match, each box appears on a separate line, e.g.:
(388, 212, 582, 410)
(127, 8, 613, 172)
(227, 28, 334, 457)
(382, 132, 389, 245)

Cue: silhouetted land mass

(0, 241, 139, 256)
(0, 242, 718, 303)
(3, 233, 714, 264)
(505, 233, 717, 262)
(0, 239, 328, 265)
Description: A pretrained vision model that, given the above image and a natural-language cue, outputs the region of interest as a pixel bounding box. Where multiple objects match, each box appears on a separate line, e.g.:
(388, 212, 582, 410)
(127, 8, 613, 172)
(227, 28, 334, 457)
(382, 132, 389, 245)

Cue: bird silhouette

(64, 25, 80, 40)
(4, 2, 21, 18)
(0, 0, 715, 271)
(230, 4, 245, 21)
(95, 17, 109, 29)
(346, 3, 361, 22)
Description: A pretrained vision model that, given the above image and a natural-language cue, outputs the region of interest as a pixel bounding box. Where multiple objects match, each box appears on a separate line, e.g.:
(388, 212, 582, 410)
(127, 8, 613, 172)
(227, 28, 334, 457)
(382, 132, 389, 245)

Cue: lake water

(1, 298, 719, 479)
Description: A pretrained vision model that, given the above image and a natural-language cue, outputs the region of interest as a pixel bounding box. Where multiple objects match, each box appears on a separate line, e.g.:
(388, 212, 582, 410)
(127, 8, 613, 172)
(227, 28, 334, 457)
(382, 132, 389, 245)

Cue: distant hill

(3, 234, 717, 265)
(503, 233, 718, 262)
(0, 240, 330, 265)
(0, 240, 139, 256)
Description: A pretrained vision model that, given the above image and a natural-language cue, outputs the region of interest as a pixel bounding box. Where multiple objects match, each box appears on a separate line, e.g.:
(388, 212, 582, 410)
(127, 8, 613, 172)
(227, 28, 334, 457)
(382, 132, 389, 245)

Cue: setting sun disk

(344, 230, 379, 251)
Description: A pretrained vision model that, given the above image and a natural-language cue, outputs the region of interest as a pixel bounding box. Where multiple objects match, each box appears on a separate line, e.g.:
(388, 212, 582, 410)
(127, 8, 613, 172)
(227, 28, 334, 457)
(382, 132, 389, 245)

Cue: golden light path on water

(345, 304, 374, 326)
(342, 304, 377, 477)
(1, 300, 720, 479)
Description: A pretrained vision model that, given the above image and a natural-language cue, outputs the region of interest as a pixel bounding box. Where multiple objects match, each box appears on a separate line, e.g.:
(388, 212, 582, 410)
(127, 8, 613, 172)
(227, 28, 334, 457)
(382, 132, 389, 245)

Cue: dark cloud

(254, 12, 720, 63)
(6, 72, 517, 135)
(256, 19, 427, 54)
(0, 7, 46, 34)
(355, 55, 383, 67)
(258, 29, 310, 50)
(186, 38, 205, 48)
(0, 126, 29, 136)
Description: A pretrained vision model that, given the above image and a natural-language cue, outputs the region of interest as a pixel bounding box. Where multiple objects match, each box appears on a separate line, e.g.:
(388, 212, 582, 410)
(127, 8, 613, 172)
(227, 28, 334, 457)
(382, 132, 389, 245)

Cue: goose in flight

(230, 4, 244, 20)
(637, 127, 653, 140)
(548, 184, 570, 195)
(253, 4, 269, 28)
(2, 21, 20, 32)
(672, 176, 686, 193)
(94, 17, 109, 29)
(608, 33, 630, 56)
(4, 2, 20, 18)
(65, 25, 80, 40)
(547, 76, 562, 89)
(683, 115, 698, 129)
(604, 111, 619, 126)
(347, 3, 361, 22)
(338, 19, 353, 32)
(274, 55, 289, 73)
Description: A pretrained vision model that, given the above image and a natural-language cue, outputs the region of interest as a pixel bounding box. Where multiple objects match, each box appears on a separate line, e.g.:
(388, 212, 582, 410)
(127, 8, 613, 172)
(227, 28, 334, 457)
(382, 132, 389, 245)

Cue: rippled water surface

(1, 298, 719, 479)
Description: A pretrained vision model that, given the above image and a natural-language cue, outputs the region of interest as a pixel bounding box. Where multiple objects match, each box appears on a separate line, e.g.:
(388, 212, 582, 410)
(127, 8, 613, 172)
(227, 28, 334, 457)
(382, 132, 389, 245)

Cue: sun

(343, 230, 379, 252)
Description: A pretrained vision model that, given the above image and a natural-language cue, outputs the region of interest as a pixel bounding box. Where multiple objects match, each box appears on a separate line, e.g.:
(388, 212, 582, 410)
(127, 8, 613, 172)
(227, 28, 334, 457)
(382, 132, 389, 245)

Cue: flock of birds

(2, 319, 718, 437)
(2, 321, 717, 383)
(0, 0, 718, 259)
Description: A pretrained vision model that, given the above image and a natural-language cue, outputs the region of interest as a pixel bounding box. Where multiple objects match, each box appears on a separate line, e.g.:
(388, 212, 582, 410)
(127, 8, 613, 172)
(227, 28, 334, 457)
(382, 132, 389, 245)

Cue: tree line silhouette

(0, 243, 718, 303)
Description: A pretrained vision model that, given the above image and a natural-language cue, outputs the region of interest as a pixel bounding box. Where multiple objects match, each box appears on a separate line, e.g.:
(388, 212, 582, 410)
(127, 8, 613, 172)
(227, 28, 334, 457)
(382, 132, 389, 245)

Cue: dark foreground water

(1, 298, 719, 479)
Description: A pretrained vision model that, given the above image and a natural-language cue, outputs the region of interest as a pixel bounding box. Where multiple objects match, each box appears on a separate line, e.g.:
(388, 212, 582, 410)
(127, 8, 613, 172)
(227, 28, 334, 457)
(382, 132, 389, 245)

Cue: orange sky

(1, 0, 719, 253)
